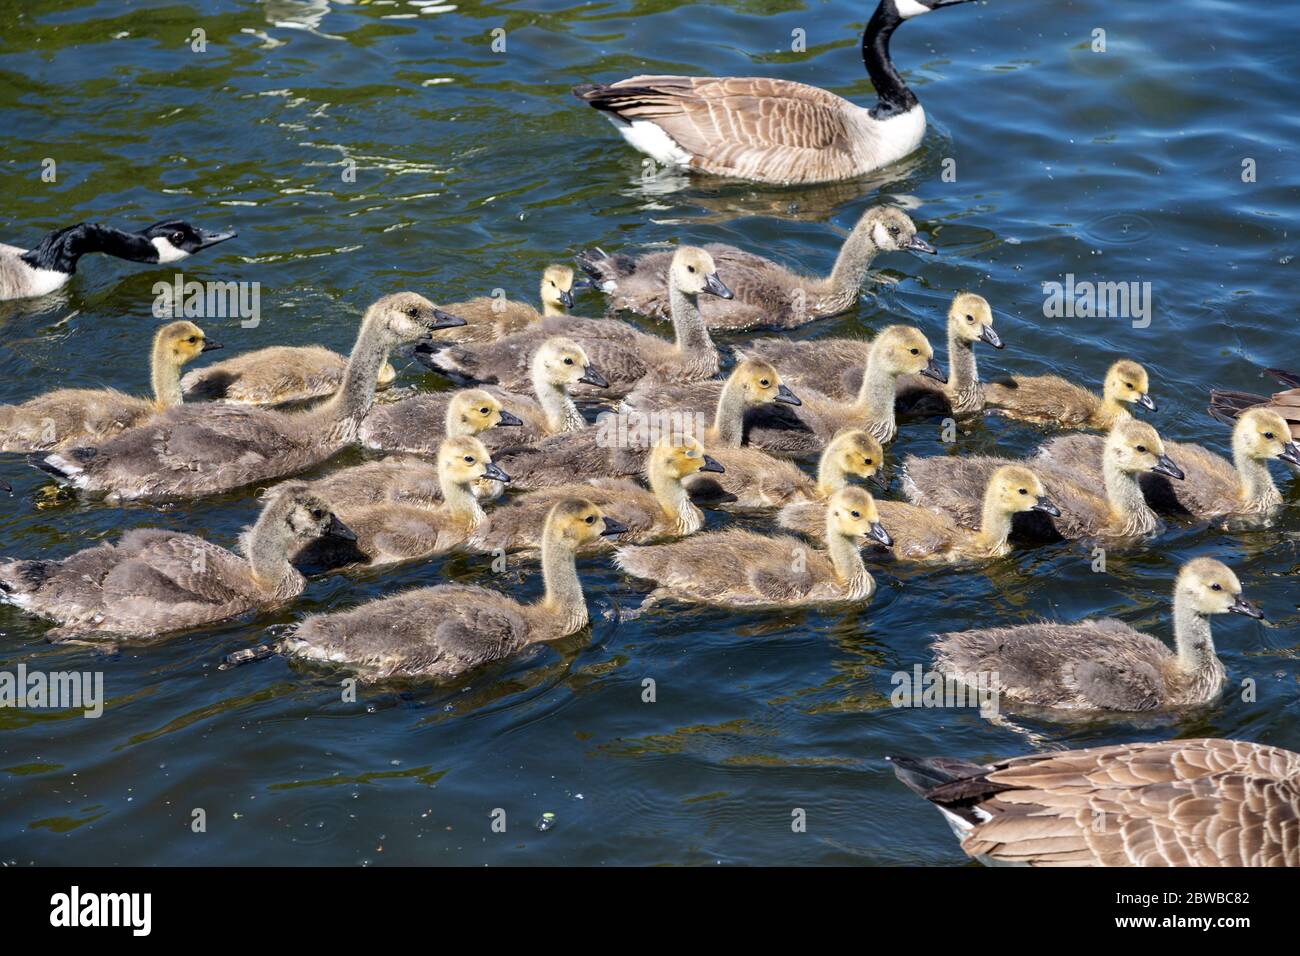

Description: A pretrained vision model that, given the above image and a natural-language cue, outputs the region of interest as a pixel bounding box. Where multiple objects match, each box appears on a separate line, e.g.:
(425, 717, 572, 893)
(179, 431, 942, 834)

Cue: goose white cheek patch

(894, 0, 933, 18)
(151, 236, 190, 263)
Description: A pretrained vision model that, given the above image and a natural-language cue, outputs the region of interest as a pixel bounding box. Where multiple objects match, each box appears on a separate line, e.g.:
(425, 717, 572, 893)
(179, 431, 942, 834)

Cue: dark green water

(1, 0, 1297, 865)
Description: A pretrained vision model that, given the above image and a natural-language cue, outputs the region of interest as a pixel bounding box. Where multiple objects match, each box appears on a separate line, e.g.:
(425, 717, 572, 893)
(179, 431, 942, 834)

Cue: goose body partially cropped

(572, 0, 976, 185)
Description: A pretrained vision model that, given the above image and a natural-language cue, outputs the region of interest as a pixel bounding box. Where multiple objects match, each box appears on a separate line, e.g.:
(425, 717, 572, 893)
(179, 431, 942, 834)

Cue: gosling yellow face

(1103, 359, 1155, 412)
(448, 389, 523, 434)
(535, 337, 607, 389)
(829, 429, 884, 480)
(733, 359, 801, 407)
(157, 320, 220, 364)
(547, 497, 629, 546)
(988, 465, 1059, 516)
(827, 486, 893, 547)
(866, 206, 931, 254)
(949, 293, 1002, 348)
(283, 487, 355, 542)
(877, 326, 945, 382)
(1177, 557, 1262, 619)
(671, 246, 733, 300)
(1106, 421, 1184, 479)
(540, 265, 577, 311)
(1237, 408, 1300, 465)
(651, 435, 725, 480)
(438, 435, 511, 487)
(379, 291, 465, 341)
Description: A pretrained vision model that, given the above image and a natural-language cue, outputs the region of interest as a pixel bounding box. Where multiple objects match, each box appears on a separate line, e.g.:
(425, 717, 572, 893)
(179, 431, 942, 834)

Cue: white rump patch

(22, 266, 72, 297)
(606, 116, 692, 168)
(151, 236, 191, 263)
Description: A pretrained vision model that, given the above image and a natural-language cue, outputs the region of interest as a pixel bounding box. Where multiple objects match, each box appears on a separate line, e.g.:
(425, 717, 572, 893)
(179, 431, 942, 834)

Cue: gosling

(984, 358, 1155, 429)
(281, 498, 626, 680)
(0, 321, 219, 453)
(930, 558, 1263, 712)
(181, 344, 398, 406)
(428, 264, 584, 343)
(701, 428, 883, 511)
(615, 486, 891, 609)
(0, 484, 351, 640)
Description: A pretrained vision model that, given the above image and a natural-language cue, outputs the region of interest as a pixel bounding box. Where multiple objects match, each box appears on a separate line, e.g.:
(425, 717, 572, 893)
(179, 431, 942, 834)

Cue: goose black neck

(19, 223, 158, 275)
(863, 3, 918, 119)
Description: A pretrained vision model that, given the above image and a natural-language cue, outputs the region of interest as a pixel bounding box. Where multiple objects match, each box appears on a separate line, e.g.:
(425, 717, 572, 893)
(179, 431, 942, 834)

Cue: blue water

(0, 0, 1297, 865)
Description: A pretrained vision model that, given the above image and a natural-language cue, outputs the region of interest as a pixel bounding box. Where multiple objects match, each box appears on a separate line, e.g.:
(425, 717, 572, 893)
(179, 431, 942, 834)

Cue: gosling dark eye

(310, 509, 324, 520)
(563, 357, 573, 365)
(759, 379, 770, 387)
(406, 307, 419, 317)
(1211, 583, 1222, 591)
(464, 456, 474, 463)
(864, 458, 873, 466)
(1135, 445, 1147, 453)
(480, 408, 489, 415)
(687, 265, 696, 273)
(889, 226, 900, 237)
(1018, 488, 1027, 495)
(1264, 432, 1275, 440)
(1125, 382, 1135, 389)
(965, 315, 974, 322)
(585, 515, 595, 524)
(909, 348, 919, 355)
(851, 511, 861, 519)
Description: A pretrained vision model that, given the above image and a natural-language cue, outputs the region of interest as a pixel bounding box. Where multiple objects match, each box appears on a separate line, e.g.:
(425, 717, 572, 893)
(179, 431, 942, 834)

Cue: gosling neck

(540, 292, 566, 318)
(149, 337, 185, 409)
(853, 344, 899, 437)
(313, 307, 390, 437)
(1171, 589, 1226, 700)
(1096, 394, 1133, 429)
(245, 498, 308, 598)
(815, 447, 851, 497)
(443, 405, 474, 438)
(823, 523, 874, 598)
(707, 376, 749, 447)
(976, 492, 1015, 555)
(648, 465, 703, 535)
(1232, 438, 1282, 511)
(531, 364, 584, 433)
(1102, 454, 1158, 534)
(824, 223, 880, 302)
(537, 527, 588, 636)
(440, 473, 486, 529)
(667, 273, 716, 356)
(947, 326, 981, 410)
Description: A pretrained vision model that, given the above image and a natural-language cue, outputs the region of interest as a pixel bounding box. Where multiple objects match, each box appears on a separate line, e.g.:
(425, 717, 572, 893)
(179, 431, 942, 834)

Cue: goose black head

(141, 220, 237, 263)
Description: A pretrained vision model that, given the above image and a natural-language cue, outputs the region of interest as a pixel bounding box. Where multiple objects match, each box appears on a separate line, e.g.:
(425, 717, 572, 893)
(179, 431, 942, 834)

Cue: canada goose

(900, 421, 1187, 540)
(281, 498, 626, 680)
(781, 465, 1058, 564)
(629, 325, 942, 455)
(716, 428, 882, 512)
(983, 359, 1155, 430)
(497, 359, 800, 490)
(615, 486, 891, 608)
(306, 436, 511, 568)
(417, 246, 730, 398)
(0, 219, 235, 301)
(575, 207, 933, 332)
(469, 436, 722, 553)
(1209, 366, 1300, 442)
(181, 345, 398, 406)
(931, 558, 1262, 713)
(742, 292, 1000, 413)
(429, 265, 584, 344)
(0, 321, 220, 453)
(1036, 408, 1300, 519)
(0, 483, 352, 640)
(31, 293, 465, 501)
(358, 338, 601, 456)
(572, 0, 977, 185)
(891, 737, 1300, 866)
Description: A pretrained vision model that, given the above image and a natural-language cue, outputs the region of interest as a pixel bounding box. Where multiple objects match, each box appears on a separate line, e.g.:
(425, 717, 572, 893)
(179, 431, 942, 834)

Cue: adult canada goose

(704, 428, 882, 511)
(615, 486, 891, 609)
(418, 246, 730, 399)
(359, 338, 600, 456)
(281, 498, 626, 680)
(742, 292, 1000, 413)
(1035, 408, 1300, 519)
(181, 345, 398, 406)
(891, 737, 1300, 866)
(496, 359, 801, 490)
(1209, 366, 1300, 442)
(31, 293, 465, 501)
(0, 219, 235, 301)
(427, 265, 584, 344)
(984, 359, 1155, 430)
(303, 436, 511, 568)
(780, 464, 1058, 563)
(573, 0, 977, 185)
(576, 207, 934, 332)
(901, 421, 1186, 540)
(628, 325, 942, 455)
(0, 483, 352, 640)
(931, 558, 1263, 712)
(468, 436, 722, 553)
(0, 321, 220, 453)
